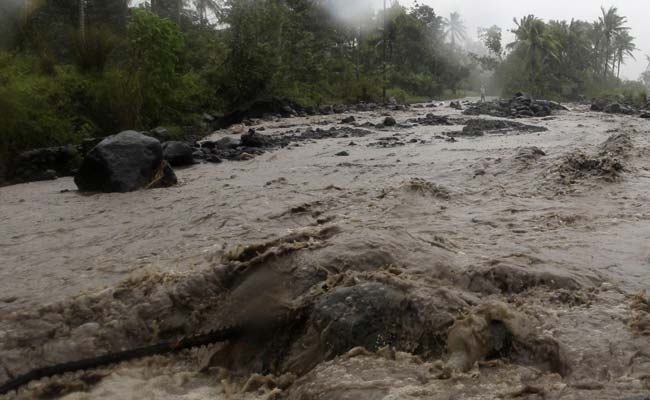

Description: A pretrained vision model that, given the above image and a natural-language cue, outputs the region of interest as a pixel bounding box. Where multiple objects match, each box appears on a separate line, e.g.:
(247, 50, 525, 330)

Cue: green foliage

(497, 7, 642, 99)
(0, 53, 88, 160)
(73, 26, 118, 73)
(126, 10, 185, 126)
(478, 26, 502, 58)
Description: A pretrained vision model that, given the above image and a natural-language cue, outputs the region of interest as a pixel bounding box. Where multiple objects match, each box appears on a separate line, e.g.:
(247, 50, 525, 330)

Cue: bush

(0, 52, 89, 161)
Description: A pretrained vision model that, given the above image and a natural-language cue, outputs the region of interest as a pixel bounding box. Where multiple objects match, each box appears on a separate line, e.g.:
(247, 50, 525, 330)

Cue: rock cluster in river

(590, 97, 637, 115)
(464, 93, 567, 118)
(457, 119, 548, 137)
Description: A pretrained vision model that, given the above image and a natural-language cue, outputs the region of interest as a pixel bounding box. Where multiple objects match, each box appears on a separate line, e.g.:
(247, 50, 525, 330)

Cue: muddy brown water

(1, 100, 650, 399)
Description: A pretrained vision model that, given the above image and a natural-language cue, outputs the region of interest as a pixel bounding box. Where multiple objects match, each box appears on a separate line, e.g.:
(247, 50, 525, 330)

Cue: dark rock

(240, 129, 271, 148)
(356, 103, 378, 112)
(304, 106, 316, 115)
(457, 119, 548, 137)
(214, 137, 238, 150)
(74, 131, 176, 193)
(311, 283, 422, 356)
(605, 102, 636, 115)
(10, 145, 81, 183)
(407, 114, 452, 126)
(281, 105, 296, 116)
(341, 116, 356, 124)
(335, 151, 350, 157)
(162, 141, 195, 167)
(148, 127, 172, 142)
(641, 113, 650, 119)
(212, 98, 304, 129)
(207, 155, 223, 163)
(383, 116, 397, 127)
(318, 105, 334, 115)
(464, 94, 566, 118)
(536, 100, 568, 111)
(590, 98, 609, 112)
(333, 104, 346, 114)
(450, 101, 463, 110)
(591, 98, 637, 115)
(516, 109, 535, 117)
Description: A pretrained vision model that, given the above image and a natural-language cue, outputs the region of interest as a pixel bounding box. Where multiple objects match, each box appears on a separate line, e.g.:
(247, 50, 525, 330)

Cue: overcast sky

(416, 0, 648, 80)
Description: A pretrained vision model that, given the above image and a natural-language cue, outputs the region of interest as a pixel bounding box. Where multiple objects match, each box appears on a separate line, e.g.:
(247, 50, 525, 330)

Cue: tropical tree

(478, 25, 503, 58)
(612, 30, 636, 79)
(598, 6, 628, 78)
(192, 0, 222, 25)
(509, 15, 560, 93)
(443, 12, 466, 47)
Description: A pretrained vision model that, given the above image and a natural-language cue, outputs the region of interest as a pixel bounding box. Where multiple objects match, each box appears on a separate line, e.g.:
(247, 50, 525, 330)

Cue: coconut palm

(509, 15, 560, 93)
(599, 6, 628, 78)
(194, 0, 222, 25)
(443, 12, 466, 47)
(612, 30, 636, 79)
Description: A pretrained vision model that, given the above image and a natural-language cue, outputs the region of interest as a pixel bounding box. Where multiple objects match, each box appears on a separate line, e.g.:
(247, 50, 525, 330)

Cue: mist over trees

(1, 0, 648, 161)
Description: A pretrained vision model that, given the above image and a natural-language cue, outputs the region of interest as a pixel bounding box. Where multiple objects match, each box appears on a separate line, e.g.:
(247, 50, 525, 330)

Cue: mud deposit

(1, 100, 650, 399)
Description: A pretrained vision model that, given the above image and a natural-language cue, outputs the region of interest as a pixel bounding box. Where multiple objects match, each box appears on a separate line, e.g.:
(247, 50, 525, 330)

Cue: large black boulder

(162, 141, 195, 167)
(74, 131, 177, 193)
(9, 145, 81, 183)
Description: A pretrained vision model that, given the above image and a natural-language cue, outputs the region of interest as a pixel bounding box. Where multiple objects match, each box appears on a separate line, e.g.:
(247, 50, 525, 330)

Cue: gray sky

(417, 0, 648, 80)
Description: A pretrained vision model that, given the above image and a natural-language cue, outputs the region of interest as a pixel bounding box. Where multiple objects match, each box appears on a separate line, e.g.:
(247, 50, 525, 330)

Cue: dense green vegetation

(0, 0, 648, 162)
(493, 7, 647, 100)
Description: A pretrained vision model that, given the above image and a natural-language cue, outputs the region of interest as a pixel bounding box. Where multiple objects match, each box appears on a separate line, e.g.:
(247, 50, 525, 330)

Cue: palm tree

(599, 6, 628, 79)
(612, 30, 636, 79)
(443, 12, 466, 48)
(509, 15, 560, 94)
(194, 0, 222, 25)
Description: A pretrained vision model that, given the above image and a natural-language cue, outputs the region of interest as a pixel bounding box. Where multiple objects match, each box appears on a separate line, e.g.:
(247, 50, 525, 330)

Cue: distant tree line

(494, 7, 644, 97)
(0, 0, 648, 162)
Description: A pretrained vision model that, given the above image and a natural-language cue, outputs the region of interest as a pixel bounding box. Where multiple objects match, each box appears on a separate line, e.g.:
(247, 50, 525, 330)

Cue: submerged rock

(74, 131, 177, 193)
(312, 283, 421, 357)
(450, 101, 463, 110)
